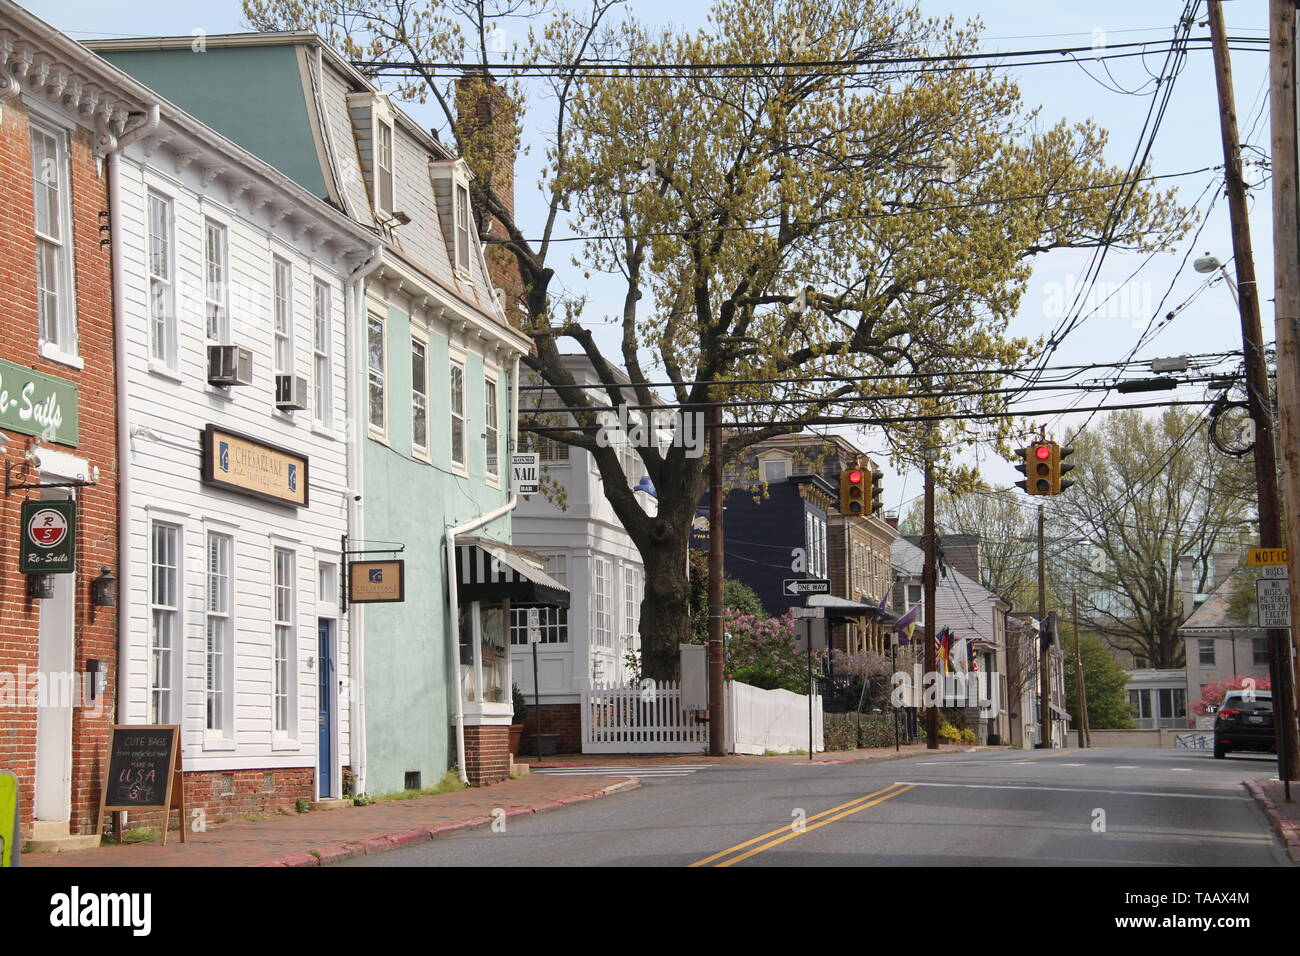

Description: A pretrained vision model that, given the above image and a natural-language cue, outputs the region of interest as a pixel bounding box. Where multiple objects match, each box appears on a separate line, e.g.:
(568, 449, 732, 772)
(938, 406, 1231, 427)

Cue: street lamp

(1193, 252, 1239, 306)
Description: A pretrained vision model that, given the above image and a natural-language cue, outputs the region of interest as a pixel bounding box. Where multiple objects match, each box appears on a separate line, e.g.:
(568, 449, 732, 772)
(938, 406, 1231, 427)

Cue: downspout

(445, 351, 522, 785)
(108, 104, 160, 732)
(346, 244, 383, 796)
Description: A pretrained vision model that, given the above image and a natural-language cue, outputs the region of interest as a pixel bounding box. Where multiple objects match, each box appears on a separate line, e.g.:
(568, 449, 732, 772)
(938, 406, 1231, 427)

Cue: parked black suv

(1212, 690, 1275, 759)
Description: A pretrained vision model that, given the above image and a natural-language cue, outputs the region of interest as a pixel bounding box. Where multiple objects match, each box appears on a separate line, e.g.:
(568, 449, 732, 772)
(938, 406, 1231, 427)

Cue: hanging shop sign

(0, 358, 79, 446)
(349, 559, 405, 604)
(200, 425, 308, 508)
(511, 453, 540, 494)
(19, 498, 76, 574)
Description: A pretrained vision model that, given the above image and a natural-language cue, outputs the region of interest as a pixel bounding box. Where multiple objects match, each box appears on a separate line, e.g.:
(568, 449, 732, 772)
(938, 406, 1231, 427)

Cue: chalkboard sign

(99, 724, 186, 845)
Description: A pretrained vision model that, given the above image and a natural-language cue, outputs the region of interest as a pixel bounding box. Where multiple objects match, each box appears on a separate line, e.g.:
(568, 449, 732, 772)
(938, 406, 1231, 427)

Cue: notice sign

(511, 453, 540, 494)
(1257, 578, 1291, 628)
(19, 498, 75, 574)
(201, 425, 308, 508)
(1248, 548, 1288, 566)
(349, 559, 405, 604)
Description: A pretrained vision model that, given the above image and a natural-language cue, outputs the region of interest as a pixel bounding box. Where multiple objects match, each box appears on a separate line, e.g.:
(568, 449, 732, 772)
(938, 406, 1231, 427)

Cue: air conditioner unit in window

(207, 345, 254, 387)
(275, 373, 309, 411)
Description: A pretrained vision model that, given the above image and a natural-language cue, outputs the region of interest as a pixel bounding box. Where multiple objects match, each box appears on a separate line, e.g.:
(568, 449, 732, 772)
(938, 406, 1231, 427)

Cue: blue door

(318, 619, 334, 798)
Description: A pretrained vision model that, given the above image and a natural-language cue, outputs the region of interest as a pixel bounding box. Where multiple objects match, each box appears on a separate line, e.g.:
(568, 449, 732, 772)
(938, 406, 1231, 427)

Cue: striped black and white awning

(455, 536, 570, 607)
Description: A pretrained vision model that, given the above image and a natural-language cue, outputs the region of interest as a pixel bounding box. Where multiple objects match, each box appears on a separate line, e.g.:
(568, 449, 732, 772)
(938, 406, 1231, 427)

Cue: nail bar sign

(0, 358, 79, 446)
(20, 498, 76, 573)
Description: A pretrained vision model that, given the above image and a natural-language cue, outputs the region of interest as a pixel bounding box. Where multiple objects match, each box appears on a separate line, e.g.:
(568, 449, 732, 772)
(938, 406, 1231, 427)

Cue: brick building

(1, 3, 126, 848)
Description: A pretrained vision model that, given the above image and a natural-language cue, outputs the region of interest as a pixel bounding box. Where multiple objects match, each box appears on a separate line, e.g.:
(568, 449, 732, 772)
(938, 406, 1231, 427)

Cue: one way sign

(783, 578, 830, 596)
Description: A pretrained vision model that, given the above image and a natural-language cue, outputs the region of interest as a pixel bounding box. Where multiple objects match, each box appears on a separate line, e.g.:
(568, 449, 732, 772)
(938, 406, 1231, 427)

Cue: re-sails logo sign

(20, 499, 76, 573)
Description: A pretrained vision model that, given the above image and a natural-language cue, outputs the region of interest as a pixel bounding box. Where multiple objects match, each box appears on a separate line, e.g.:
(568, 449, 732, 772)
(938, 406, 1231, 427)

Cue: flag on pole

(894, 604, 918, 645)
(936, 626, 951, 673)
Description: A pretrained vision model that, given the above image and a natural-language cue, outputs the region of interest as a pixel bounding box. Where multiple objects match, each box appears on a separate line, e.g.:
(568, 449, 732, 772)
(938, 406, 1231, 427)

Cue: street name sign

(1247, 548, 1288, 566)
(1257, 578, 1291, 628)
(512, 453, 540, 494)
(790, 606, 825, 619)
(783, 578, 830, 596)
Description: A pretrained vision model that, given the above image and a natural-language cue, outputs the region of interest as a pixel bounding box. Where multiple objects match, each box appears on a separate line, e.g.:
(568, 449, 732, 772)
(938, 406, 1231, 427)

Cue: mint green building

(94, 32, 564, 790)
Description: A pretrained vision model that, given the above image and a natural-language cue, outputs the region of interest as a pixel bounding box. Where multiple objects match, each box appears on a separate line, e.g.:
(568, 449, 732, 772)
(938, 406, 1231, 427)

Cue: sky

(25, 0, 1276, 518)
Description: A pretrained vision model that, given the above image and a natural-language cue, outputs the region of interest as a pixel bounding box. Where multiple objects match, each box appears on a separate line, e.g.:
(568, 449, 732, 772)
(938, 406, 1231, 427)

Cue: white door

(35, 561, 75, 821)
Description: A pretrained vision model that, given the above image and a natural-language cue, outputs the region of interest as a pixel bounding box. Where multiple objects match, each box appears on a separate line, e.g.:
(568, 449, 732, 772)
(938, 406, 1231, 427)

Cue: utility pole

(1037, 505, 1051, 748)
(1073, 590, 1090, 748)
(707, 404, 726, 755)
(923, 434, 938, 750)
(1217, 0, 1298, 788)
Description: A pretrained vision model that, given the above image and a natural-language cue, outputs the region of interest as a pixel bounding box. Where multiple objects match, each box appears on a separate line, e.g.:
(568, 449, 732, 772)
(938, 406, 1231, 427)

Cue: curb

(813, 745, 995, 766)
(1243, 779, 1300, 864)
(265, 779, 641, 868)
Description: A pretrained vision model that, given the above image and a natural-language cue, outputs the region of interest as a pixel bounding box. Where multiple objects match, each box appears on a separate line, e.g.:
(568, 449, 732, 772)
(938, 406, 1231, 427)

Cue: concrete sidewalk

(1244, 779, 1300, 864)
(517, 742, 990, 768)
(24, 774, 639, 868)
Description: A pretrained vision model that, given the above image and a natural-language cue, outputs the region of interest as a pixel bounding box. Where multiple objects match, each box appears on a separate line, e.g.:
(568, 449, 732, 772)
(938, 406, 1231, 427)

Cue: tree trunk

(638, 534, 694, 682)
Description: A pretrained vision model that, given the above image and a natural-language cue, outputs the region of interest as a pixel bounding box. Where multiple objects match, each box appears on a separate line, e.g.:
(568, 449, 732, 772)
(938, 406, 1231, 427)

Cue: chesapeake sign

(0, 358, 78, 446)
(349, 559, 405, 604)
(200, 425, 308, 508)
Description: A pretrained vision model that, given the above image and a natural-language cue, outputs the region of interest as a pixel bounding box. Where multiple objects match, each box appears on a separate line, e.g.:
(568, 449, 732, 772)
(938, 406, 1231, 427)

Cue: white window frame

(484, 372, 500, 482)
(367, 312, 387, 439)
(1198, 638, 1216, 666)
(149, 521, 181, 725)
(312, 279, 333, 428)
(146, 190, 177, 372)
(509, 554, 568, 646)
(272, 256, 293, 377)
(205, 531, 234, 742)
(204, 217, 229, 343)
(411, 332, 429, 460)
(762, 458, 789, 483)
(273, 546, 297, 740)
(450, 354, 466, 471)
(623, 564, 643, 653)
(455, 182, 471, 276)
(376, 119, 395, 215)
(30, 117, 78, 363)
(592, 557, 612, 649)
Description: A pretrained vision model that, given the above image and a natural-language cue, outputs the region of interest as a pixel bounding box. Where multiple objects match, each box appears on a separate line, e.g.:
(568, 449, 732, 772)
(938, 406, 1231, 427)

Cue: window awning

(455, 536, 570, 607)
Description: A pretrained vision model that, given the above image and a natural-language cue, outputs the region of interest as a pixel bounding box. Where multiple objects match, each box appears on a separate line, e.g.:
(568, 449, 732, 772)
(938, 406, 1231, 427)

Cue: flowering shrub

(1193, 675, 1271, 715)
(724, 608, 821, 694)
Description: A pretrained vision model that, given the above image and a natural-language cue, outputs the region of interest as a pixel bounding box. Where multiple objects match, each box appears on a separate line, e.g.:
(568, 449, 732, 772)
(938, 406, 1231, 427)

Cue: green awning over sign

(0, 359, 79, 446)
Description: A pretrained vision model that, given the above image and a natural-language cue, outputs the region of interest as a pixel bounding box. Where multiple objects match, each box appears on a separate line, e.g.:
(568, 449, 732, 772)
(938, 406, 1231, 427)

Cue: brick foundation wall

(109, 767, 315, 835)
(522, 704, 582, 755)
(1, 94, 119, 838)
(463, 725, 510, 786)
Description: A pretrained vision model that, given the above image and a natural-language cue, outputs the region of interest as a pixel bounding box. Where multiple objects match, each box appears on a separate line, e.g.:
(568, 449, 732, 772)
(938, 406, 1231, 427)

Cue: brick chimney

(455, 74, 524, 326)
(885, 513, 899, 529)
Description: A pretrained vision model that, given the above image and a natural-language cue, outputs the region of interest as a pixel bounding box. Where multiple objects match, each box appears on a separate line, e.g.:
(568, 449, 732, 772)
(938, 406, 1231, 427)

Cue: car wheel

(1213, 743, 1227, 759)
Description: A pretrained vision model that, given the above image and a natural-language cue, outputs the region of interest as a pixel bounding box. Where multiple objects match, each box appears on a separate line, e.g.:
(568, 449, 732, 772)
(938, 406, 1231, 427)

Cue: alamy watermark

(595, 404, 705, 459)
(0, 668, 106, 716)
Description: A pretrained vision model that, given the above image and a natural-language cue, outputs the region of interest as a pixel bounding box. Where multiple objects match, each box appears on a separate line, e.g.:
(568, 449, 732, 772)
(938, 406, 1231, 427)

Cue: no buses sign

(512, 453, 540, 494)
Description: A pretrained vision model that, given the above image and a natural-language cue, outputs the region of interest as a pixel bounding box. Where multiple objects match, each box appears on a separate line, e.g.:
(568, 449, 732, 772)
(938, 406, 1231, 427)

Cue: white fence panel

(727, 681, 823, 755)
(581, 680, 709, 754)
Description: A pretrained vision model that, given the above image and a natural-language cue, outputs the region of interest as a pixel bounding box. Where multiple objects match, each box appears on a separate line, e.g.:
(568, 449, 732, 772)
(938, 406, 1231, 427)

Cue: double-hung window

(273, 548, 295, 735)
(450, 358, 466, 468)
(376, 120, 394, 214)
(205, 533, 233, 734)
(623, 565, 643, 647)
(484, 375, 499, 480)
(147, 192, 175, 367)
(455, 184, 471, 273)
(592, 558, 612, 649)
(149, 523, 180, 724)
(509, 556, 569, 646)
(272, 257, 293, 376)
(367, 314, 385, 434)
(204, 219, 228, 342)
(1198, 638, 1216, 666)
(411, 337, 428, 456)
(30, 120, 76, 356)
(312, 280, 332, 426)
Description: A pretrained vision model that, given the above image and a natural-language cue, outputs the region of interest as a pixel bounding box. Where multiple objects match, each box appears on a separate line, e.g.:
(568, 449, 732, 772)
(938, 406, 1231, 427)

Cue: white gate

(727, 681, 823, 755)
(581, 681, 709, 753)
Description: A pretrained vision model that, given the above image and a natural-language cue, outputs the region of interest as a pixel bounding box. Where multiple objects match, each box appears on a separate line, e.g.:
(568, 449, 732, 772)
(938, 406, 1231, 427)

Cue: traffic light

(1014, 440, 1075, 495)
(870, 471, 884, 515)
(839, 466, 865, 515)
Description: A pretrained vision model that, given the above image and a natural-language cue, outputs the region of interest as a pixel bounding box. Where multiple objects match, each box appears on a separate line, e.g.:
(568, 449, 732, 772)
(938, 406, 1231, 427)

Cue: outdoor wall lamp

(27, 573, 54, 600)
(91, 567, 117, 607)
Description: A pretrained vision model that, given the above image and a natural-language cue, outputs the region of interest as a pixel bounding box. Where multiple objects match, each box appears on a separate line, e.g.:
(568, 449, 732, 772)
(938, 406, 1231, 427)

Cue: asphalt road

(335, 747, 1290, 867)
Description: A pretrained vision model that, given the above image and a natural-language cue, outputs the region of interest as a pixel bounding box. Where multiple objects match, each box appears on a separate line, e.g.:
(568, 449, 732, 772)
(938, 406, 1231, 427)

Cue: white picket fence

(580, 679, 822, 755)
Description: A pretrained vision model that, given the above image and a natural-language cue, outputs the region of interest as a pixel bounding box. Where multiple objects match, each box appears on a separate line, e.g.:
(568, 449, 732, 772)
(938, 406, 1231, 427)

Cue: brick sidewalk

(1244, 779, 1300, 864)
(24, 774, 639, 868)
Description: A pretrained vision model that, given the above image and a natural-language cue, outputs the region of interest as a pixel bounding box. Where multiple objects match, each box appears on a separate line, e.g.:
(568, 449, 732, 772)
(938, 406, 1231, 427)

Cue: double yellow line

(690, 782, 915, 867)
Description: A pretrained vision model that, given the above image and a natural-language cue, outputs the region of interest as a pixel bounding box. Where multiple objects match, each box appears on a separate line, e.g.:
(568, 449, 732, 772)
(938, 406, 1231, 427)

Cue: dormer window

(377, 120, 394, 214)
(455, 183, 471, 274)
(761, 455, 790, 483)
